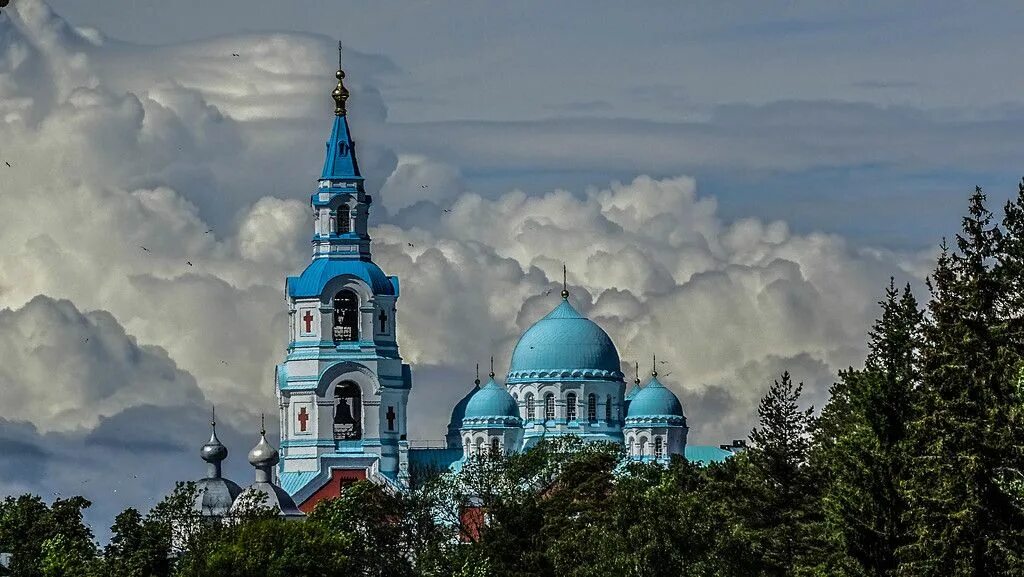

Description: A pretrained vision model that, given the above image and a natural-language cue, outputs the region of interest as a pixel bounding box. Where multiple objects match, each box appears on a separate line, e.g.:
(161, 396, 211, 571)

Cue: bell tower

(276, 45, 412, 510)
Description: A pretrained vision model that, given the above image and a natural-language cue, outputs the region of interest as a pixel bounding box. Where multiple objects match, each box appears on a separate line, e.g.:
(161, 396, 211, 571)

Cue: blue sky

(3, 0, 1024, 538)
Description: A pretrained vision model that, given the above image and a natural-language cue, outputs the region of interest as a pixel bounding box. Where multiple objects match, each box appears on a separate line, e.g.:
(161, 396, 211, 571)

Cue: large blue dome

(506, 299, 622, 384)
(626, 376, 685, 422)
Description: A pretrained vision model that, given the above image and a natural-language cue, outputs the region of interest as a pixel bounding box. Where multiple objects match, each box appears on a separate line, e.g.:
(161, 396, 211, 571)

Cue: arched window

(587, 394, 597, 421)
(525, 393, 535, 421)
(336, 204, 351, 234)
(333, 381, 362, 440)
(654, 437, 664, 460)
(566, 393, 577, 421)
(605, 395, 612, 422)
(490, 438, 500, 457)
(333, 290, 359, 342)
(638, 437, 648, 457)
(545, 393, 555, 421)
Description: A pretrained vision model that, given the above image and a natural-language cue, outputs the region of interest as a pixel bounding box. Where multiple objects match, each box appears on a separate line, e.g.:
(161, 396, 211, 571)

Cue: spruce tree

(815, 280, 921, 577)
(901, 188, 1024, 576)
(732, 372, 821, 576)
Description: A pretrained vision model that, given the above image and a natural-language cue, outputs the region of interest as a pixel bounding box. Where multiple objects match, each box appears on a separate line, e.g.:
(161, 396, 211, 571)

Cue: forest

(2, 184, 1023, 577)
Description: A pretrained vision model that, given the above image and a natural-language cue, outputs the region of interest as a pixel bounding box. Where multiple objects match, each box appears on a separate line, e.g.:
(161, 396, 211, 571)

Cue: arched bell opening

(333, 381, 362, 440)
(332, 290, 359, 343)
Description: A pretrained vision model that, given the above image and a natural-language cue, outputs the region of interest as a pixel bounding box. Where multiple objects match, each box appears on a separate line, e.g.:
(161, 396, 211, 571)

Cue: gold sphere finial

(634, 361, 640, 385)
(652, 354, 658, 378)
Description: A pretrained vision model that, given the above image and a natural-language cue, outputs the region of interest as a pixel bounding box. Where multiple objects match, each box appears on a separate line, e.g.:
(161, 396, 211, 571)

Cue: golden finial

(652, 354, 658, 378)
(211, 405, 216, 429)
(561, 264, 569, 299)
(489, 356, 495, 378)
(474, 363, 480, 386)
(634, 361, 640, 385)
(332, 41, 349, 116)
(260, 413, 266, 436)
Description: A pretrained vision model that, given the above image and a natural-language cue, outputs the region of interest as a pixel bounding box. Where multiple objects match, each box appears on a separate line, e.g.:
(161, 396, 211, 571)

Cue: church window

(525, 393, 535, 421)
(605, 395, 612, 422)
(638, 437, 648, 457)
(654, 437, 664, 460)
(490, 438, 500, 457)
(333, 290, 359, 342)
(333, 381, 362, 440)
(566, 393, 577, 421)
(336, 204, 351, 234)
(545, 393, 555, 421)
(587, 394, 597, 421)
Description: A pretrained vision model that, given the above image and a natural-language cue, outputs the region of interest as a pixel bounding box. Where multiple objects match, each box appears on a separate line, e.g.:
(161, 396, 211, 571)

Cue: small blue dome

(464, 378, 520, 420)
(287, 257, 397, 298)
(507, 299, 622, 384)
(626, 376, 685, 419)
(447, 382, 479, 434)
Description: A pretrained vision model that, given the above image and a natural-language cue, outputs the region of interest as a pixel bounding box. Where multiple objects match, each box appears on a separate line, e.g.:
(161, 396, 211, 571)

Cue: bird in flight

(186, 261, 193, 267)
(232, 53, 240, 57)
(420, 184, 429, 188)
(407, 242, 415, 247)
(139, 246, 150, 252)
(205, 229, 214, 234)
(4, 161, 10, 167)
(442, 209, 451, 213)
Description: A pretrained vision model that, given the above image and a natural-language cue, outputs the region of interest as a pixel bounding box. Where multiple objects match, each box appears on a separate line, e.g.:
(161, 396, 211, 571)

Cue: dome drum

(461, 415, 523, 429)
(624, 414, 687, 428)
(506, 368, 624, 384)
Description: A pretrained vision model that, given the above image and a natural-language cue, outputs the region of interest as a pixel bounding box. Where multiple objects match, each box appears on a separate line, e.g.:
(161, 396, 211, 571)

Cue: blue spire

(321, 44, 362, 181)
(321, 114, 362, 180)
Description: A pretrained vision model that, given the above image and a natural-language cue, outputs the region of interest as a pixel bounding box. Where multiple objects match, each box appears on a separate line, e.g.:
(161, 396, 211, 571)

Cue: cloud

(0, 0, 932, 537)
(0, 296, 204, 432)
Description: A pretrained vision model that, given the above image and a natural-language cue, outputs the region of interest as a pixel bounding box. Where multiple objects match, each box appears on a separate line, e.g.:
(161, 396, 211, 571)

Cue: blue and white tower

(277, 46, 411, 509)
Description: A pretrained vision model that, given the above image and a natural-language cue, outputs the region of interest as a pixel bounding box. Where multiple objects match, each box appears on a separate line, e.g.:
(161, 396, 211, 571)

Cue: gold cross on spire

(332, 41, 349, 116)
(561, 263, 569, 299)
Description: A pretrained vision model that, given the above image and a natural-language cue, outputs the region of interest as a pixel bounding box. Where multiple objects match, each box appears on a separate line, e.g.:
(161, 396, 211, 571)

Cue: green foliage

(727, 372, 824, 576)
(0, 495, 97, 577)
(813, 280, 922, 577)
(900, 186, 1024, 576)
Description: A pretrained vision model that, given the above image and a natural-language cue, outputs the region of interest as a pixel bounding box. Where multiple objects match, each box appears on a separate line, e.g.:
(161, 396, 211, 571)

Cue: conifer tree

(901, 188, 1024, 576)
(814, 280, 921, 577)
(731, 372, 821, 576)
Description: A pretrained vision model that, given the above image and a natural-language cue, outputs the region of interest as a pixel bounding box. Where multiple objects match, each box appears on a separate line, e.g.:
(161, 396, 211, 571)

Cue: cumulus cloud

(0, 0, 929, 535)
(0, 296, 203, 432)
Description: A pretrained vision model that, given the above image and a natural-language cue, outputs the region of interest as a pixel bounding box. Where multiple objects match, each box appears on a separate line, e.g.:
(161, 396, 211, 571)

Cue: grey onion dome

(248, 432, 280, 468)
(201, 428, 228, 464)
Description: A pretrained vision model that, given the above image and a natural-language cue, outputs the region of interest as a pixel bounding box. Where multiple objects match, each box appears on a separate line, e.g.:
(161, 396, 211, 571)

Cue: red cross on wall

(298, 407, 309, 432)
(302, 310, 314, 333)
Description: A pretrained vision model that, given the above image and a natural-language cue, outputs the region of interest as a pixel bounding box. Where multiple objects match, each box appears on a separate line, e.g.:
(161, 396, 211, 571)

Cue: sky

(2, 0, 1024, 538)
